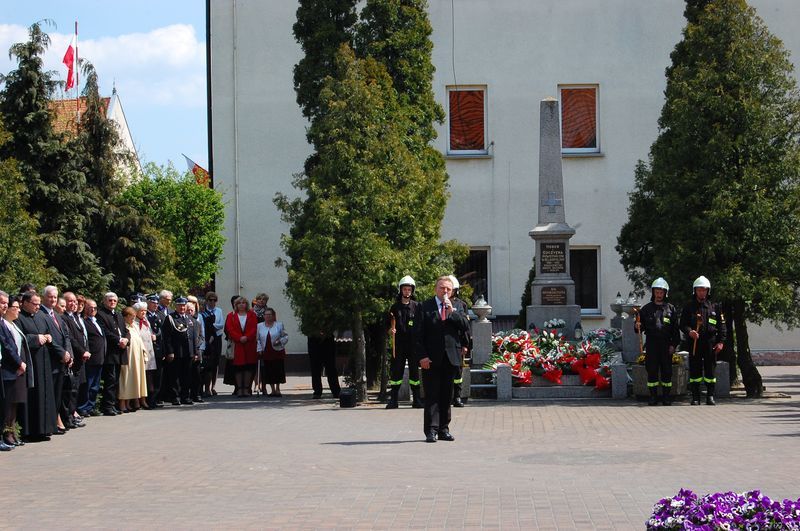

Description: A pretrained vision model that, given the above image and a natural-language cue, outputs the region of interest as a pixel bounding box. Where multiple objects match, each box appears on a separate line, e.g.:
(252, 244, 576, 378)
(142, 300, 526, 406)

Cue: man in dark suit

(161, 297, 200, 405)
(146, 294, 166, 408)
(79, 298, 106, 416)
(415, 276, 470, 443)
(96, 292, 129, 416)
(41, 286, 72, 433)
(62, 292, 89, 427)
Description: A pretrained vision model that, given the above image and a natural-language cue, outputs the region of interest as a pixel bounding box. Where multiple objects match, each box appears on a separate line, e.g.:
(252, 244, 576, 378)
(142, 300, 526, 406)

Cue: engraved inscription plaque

(541, 286, 567, 305)
(540, 242, 566, 273)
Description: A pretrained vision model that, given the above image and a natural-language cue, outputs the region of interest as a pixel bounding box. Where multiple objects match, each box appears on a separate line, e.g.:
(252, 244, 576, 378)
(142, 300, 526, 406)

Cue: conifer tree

(616, 0, 800, 397)
(0, 22, 107, 293)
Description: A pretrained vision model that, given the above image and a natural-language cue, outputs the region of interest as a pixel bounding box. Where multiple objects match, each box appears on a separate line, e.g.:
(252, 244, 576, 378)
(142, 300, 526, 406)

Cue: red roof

(49, 97, 111, 136)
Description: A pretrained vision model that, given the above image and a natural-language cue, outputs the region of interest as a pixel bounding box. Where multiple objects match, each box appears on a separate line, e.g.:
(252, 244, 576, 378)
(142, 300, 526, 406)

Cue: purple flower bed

(647, 489, 800, 530)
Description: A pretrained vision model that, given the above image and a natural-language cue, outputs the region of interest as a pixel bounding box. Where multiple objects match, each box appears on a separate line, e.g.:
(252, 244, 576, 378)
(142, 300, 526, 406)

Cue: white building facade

(210, 0, 800, 355)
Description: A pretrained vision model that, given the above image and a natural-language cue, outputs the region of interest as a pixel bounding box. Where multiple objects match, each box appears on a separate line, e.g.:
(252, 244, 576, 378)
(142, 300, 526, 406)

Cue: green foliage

(616, 0, 800, 395)
(0, 119, 52, 290)
(122, 162, 225, 291)
(0, 22, 108, 294)
(617, 0, 800, 325)
(74, 63, 176, 295)
(292, 0, 358, 120)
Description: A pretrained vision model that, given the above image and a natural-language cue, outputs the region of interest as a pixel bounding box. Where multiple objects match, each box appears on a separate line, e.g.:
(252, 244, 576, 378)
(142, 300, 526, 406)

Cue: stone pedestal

(496, 364, 512, 401)
(621, 305, 642, 363)
(471, 320, 493, 367)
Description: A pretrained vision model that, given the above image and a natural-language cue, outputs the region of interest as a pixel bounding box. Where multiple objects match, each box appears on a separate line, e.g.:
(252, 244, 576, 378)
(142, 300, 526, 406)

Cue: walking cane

(390, 313, 396, 359)
(633, 307, 643, 356)
(691, 313, 703, 357)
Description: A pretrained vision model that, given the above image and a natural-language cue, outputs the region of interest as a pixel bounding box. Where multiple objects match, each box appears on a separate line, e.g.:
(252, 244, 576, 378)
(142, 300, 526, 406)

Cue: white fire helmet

(692, 275, 711, 293)
(398, 275, 416, 292)
(448, 275, 460, 290)
(651, 277, 669, 294)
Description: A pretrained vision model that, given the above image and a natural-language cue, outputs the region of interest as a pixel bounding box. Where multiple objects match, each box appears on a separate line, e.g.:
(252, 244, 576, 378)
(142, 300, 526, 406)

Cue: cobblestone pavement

(2, 366, 799, 530)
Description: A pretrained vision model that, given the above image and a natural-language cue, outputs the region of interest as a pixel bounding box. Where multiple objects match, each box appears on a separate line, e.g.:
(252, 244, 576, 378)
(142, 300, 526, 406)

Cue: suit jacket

(84, 315, 107, 366)
(162, 312, 200, 359)
(64, 312, 90, 372)
(415, 297, 469, 368)
(39, 307, 71, 370)
(146, 311, 165, 363)
(0, 319, 23, 378)
(96, 306, 129, 365)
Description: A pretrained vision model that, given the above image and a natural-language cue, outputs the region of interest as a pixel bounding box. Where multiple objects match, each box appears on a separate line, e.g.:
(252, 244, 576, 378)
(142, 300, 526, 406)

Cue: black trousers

(421, 360, 457, 436)
(388, 347, 420, 389)
(645, 342, 672, 386)
(689, 342, 716, 384)
(101, 363, 119, 412)
(165, 357, 193, 400)
(309, 348, 340, 397)
(52, 368, 65, 422)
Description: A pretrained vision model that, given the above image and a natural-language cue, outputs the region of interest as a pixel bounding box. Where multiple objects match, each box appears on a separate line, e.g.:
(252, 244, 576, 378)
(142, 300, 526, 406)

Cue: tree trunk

(353, 312, 367, 402)
(732, 299, 764, 398)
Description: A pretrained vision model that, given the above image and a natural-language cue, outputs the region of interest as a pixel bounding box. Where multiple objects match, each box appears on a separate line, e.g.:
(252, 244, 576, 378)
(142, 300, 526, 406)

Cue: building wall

(211, 0, 800, 353)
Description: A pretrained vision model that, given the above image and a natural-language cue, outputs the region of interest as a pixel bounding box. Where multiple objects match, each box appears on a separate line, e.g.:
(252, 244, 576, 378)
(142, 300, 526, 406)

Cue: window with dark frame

(559, 85, 599, 153)
(570, 248, 599, 311)
(448, 87, 487, 154)
(455, 249, 489, 304)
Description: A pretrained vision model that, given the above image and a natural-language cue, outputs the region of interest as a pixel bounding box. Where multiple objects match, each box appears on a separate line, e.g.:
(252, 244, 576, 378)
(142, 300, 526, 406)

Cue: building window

(570, 247, 599, 313)
(447, 86, 487, 155)
(455, 248, 489, 303)
(559, 85, 599, 154)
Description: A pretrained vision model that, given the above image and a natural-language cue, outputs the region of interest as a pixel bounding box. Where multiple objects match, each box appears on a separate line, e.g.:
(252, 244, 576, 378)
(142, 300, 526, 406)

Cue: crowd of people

(0, 285, 344, 453)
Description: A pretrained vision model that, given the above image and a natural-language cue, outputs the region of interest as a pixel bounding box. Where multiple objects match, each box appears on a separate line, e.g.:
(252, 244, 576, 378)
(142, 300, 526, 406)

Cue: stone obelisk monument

(526, 97, 581, 332)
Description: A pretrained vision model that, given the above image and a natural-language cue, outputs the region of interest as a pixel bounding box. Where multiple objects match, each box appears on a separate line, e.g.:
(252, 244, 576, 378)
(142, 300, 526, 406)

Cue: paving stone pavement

(2, 366, 799, 530)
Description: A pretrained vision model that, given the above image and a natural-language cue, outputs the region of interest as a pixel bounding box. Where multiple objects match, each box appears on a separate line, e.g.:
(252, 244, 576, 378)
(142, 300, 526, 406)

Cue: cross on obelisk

(527, 97, 581, 333)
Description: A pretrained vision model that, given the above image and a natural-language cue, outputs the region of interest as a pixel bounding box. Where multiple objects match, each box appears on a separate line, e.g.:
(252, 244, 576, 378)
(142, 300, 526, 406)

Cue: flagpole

(75, 21, 79, 132)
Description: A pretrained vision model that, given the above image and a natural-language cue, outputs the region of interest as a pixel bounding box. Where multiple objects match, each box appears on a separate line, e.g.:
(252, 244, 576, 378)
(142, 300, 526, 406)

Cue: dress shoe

(72, 420, 86, 428)
(211, 389, 218, 396)
(312, 393, 322, 399)
(23, 435, 50, 442)
(113, 408, 123, 415)
(0, 441, 13, 451)
(73, 415, 84, 422)
(180, 398, 194, 405)
(102, 410, 117, 416)
(194, 396, 205, 403)
(437, 430, 455, 442)
(425, 432, 437, 443)
(172, 399, 181, 406)
(54, 427, 67, 435)
(14, 437, 25, 446)
(452, 397, 465, 408)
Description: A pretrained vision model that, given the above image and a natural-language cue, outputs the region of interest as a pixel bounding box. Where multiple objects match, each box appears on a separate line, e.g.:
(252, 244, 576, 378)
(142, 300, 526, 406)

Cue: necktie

(74, 314, 88, 343)
(50, 309, 61, 330)
(440, 303, 446, 321)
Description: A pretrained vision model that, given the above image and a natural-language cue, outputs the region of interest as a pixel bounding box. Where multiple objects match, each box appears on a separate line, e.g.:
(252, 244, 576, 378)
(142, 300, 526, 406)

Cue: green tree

(76, 63, 174, 295)
(0, 22, 108, 293)
(292, 0, 358, 121)
(276, 46, 457, 400)
(122, 162, 225, 291)
(0, 119, 52, 290)
(616, 0, 800, 397)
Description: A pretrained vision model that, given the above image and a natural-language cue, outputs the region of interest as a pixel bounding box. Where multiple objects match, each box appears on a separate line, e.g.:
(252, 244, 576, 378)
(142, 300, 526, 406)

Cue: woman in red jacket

(224, 296, 258, 397)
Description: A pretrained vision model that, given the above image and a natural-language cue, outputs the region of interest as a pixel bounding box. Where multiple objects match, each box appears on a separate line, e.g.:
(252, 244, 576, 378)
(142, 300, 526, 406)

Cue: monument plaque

(540, 243, 566, 274)
(541, 287, 567, 305)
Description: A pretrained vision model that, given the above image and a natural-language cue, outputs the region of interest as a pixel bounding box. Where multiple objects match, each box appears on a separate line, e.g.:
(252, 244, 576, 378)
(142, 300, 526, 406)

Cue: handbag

(225, 340, 234, 360)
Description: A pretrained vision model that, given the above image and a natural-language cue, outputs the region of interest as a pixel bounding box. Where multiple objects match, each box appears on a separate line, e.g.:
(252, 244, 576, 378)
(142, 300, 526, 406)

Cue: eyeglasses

(87, 306, 97, 311)
(207, 298, 217, 302)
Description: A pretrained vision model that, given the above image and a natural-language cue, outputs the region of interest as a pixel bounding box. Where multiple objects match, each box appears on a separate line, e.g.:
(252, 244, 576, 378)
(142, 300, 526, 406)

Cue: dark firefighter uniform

(387, 299, 422, 408)
(637, 301, 680, 405)
(680, 297, 726, 405)
(451, 296, 472, 407)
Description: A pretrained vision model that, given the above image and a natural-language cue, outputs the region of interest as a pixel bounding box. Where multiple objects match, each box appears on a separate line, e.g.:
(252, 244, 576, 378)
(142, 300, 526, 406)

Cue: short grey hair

(132, 301, 148, 312)
(159, 289, 173, 299)
(0, 290, 8, 301)
(104, 292, 118, 301)
(43, 285, 58, 297)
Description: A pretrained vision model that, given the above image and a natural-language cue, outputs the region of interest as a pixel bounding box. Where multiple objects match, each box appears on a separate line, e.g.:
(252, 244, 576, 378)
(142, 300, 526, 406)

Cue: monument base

(526, 304, 581, 334)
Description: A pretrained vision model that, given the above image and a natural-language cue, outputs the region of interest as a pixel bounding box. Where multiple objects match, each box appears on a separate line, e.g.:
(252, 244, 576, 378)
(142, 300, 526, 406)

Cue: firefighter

(680, 276, 726, 405)
(635, 278, 680, 405)
(386, 276, 423, 409)
(449, 275, 472, 408)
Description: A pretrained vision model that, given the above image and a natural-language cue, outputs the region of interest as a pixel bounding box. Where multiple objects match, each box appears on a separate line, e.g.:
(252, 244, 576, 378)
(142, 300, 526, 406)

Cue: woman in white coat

(256, 308, 288, 397)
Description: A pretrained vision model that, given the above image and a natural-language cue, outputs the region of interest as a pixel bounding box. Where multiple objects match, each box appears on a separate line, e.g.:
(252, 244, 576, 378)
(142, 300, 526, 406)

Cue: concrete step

(513, 385, 611, 399)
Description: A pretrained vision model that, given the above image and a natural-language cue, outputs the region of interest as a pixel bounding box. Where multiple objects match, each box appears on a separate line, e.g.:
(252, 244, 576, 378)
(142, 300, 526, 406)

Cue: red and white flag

(183, 154, 210, 186)
(63, 33, 77, 90)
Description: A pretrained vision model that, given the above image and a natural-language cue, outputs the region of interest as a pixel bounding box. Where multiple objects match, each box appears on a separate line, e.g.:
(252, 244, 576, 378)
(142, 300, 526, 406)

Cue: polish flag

(183, 154, 210, 186)
(63, 34, 77, 90)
